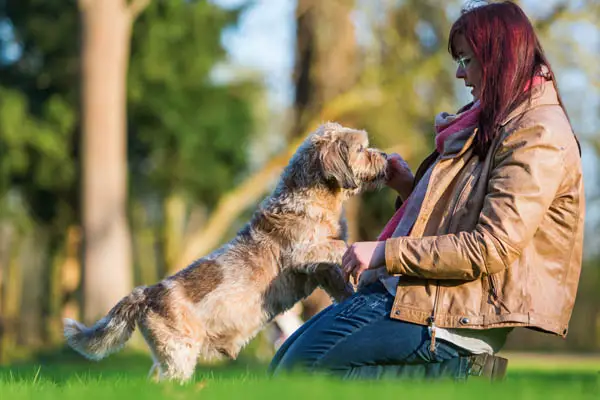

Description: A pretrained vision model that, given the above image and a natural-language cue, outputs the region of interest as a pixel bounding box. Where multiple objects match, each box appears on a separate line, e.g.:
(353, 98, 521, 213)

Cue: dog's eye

(357, 145, 364, 153)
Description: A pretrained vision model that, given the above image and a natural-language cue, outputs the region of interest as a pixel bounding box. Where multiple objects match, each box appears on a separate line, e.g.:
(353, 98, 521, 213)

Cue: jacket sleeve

(384, 124, 567, 280)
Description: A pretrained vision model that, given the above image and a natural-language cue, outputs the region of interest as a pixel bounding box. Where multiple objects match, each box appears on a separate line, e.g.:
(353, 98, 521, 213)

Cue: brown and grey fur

(63, 122, 388, 382)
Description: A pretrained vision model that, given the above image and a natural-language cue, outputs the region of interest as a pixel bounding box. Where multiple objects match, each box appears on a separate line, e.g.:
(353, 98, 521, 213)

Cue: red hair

(448, 1, 570, 157)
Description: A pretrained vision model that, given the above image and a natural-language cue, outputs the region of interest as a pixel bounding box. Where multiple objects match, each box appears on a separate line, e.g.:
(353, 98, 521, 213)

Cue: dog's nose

(380, 151, 388, 158)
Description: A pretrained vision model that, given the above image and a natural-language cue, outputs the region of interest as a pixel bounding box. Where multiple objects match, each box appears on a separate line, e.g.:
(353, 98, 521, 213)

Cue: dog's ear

(319, 140, 358, 190)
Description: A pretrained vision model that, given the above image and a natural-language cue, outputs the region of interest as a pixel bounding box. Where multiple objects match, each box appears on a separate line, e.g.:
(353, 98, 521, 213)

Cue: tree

(79, 0, 149, 322)
(291, 0, 359, 139)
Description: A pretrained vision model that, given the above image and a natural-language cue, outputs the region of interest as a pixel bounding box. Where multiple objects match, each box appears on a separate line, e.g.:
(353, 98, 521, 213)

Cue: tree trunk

(292, 0, 358, 318)
(79, 0, 148, 322)
(292, 0, 358, 137)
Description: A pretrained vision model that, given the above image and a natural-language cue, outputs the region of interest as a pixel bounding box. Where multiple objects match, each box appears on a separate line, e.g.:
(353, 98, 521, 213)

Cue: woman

(268, 0, 584, 381)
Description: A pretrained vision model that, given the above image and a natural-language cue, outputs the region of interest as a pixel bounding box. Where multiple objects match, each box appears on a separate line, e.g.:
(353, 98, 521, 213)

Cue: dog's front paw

(334, 282, 355, 303)
(320, 265, 355, 303)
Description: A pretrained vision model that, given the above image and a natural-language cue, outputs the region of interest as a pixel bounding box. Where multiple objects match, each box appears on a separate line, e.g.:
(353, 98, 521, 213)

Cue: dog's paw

(342, 284, 356, 300)
(331, 282, 355, 303)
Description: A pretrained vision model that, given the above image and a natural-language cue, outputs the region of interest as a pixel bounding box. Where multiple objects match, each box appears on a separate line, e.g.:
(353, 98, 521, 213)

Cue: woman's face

(453, 34, 483, 100)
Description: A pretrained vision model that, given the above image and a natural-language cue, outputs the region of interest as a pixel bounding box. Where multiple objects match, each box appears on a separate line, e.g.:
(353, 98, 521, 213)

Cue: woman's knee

(268, 303, 339, 375)
(271, 289, 395, 375)
(269, 325, 327, 375)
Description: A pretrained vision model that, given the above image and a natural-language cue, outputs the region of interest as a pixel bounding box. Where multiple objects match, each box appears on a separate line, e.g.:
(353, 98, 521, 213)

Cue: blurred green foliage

(0, 0, 259, 229)
(128, 0, 259, 206)
(0, 0, 79, 226)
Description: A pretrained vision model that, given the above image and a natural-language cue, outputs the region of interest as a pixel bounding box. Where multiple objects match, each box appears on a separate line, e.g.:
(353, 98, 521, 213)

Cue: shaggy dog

(64, 122, 388, 382)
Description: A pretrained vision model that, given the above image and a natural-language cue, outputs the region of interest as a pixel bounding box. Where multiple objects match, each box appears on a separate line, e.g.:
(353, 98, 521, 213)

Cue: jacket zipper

(448, 174, 474, 219)
(488, 274, 510, 312)
(488, 274, 499, 300)
(429, 280, 442, 353)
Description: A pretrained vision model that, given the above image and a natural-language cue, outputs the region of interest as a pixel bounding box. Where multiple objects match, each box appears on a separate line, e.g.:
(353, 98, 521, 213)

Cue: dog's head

(283, 122, 388, 194)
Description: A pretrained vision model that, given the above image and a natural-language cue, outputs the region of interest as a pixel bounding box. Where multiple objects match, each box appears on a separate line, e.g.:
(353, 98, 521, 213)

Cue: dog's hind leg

(140, 315, 199, 383)
(147, 360, 161, 382)
(138, 319, 166, 382)
(156, 342, 200, 383)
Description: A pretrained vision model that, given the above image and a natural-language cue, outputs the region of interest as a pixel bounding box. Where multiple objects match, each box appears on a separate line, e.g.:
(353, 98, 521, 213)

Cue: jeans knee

(270, 348, 317, 376)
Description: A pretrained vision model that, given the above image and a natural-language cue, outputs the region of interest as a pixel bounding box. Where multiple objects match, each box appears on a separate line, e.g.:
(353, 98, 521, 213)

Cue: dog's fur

(63, 122, 388, 382)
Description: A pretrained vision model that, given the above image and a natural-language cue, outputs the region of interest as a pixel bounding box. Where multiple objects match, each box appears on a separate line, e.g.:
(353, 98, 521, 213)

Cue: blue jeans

(268, 281, 473, 380)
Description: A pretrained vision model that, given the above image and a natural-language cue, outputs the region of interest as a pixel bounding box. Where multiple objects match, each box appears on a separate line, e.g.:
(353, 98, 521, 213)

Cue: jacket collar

(441, 79, 560, 160)
(500, 79, 559, 126)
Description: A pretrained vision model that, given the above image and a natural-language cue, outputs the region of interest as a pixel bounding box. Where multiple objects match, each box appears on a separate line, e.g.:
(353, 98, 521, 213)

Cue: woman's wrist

(372, 241, 387, 268)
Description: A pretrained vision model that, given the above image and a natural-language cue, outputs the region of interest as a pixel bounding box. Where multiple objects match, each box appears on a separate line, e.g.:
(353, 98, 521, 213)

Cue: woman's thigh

(271, 282, 465, 376)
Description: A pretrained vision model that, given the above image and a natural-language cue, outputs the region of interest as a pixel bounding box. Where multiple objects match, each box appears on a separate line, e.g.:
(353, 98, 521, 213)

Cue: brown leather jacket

(384, 80, 584, 338)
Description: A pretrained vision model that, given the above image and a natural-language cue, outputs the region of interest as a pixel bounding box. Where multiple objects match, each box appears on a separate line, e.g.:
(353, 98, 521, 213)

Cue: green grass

(1, 348, 598, 400)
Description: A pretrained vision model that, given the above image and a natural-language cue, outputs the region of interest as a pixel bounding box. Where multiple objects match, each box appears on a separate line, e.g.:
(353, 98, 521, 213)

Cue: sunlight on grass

(1, 350, 598, 400)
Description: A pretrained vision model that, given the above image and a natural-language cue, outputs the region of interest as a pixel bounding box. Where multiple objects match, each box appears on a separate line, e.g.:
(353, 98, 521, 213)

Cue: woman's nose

(456, 66, 466, 79)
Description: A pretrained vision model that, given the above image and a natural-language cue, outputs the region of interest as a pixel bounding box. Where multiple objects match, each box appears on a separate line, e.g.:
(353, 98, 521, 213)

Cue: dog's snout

(380, 151, 387, 158)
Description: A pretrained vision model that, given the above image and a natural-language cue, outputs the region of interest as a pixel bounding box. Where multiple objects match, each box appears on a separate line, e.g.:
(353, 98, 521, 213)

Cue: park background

(0, 0, 598, 393)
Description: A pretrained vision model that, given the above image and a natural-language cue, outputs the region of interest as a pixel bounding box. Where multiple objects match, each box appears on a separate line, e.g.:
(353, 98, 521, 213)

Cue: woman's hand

(386, 153, 414, 201)
(342, 241, 386, 285)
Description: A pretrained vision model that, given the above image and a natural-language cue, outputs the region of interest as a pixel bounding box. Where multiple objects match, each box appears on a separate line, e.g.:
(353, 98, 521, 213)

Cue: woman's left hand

(342, 241, 386, 284)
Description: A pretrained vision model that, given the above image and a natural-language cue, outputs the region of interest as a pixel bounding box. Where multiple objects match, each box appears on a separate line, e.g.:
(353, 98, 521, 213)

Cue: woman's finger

(342, 248, 351, 267)
(347, 263, 356, 285)
(344, 264, 355, 283)
(342, 258, 354, 281)
(350, 264, 365, 286)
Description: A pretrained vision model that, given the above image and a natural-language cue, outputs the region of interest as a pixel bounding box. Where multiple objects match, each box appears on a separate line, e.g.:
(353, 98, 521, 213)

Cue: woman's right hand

(386, 153, 414, 201)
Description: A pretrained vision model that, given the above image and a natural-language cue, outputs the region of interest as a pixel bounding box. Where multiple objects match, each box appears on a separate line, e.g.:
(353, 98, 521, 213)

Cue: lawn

(0, 348, 598, 400)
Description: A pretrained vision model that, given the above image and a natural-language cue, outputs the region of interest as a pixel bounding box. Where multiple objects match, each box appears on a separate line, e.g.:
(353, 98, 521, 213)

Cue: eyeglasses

(456, 55, 472, 70)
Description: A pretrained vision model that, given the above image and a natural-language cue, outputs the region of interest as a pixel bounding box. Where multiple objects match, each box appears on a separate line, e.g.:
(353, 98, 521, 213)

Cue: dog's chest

(298, 217, 342, 243)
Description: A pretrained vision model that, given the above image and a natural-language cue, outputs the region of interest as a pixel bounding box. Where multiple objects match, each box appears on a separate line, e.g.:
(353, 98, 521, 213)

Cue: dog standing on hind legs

(64, 122, 388, 382)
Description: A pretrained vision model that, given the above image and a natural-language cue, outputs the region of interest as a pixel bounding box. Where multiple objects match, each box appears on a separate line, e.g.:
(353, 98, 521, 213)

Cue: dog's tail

(63, 286, 148, 361)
